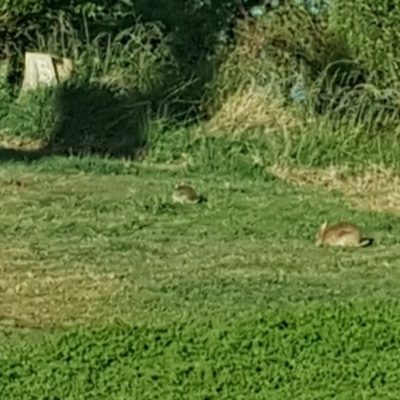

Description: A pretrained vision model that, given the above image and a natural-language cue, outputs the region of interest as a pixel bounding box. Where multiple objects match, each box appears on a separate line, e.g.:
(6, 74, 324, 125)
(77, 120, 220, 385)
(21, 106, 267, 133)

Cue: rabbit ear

(319, 221, 328, 235)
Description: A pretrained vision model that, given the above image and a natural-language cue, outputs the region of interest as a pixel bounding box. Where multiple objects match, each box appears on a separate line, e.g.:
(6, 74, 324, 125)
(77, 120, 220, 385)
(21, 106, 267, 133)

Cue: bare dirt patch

(0, 270, 125, 328)
(269, 164, 400, 214)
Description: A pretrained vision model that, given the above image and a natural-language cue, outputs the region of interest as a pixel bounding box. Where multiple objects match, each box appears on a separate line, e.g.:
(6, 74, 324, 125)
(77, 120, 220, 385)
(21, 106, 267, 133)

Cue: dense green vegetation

(1, 0, 400, 398)
(3, 302, 400, 399)
(1, 0, 400, 162)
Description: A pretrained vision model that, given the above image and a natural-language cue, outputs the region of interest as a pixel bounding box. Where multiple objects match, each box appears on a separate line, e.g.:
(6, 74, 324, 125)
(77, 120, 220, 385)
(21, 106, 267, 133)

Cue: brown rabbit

(315, 221, 374, 247)
(172, 184, 207, 204)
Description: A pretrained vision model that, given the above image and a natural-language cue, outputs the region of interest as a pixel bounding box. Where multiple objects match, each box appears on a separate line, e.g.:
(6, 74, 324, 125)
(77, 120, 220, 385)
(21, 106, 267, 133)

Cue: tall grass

(1, 1, 400, 168)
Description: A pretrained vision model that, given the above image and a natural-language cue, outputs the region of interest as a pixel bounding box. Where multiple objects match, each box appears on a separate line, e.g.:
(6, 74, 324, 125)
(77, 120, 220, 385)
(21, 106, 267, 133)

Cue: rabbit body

(315, 221, 373, 247)
(172, 185, 206, 204)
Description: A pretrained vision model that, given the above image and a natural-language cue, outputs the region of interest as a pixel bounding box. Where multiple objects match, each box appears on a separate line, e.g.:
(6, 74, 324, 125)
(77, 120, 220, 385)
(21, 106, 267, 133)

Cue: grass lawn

(1, 156, 400, 398)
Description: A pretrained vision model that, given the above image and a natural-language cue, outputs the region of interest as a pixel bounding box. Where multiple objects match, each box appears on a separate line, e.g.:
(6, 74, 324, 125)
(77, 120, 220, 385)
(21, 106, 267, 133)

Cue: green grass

(2, 302, 400, 399)
(1, 155, 400, 397)
(3, 3, 400, 396)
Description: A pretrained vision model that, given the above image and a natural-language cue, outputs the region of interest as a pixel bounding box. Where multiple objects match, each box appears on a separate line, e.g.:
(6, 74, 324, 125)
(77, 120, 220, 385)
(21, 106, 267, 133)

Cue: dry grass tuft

(204, 13, 307, 137)
(270, 164, 400, 214)
(0, 131, 43, 150)
(205, 87, 301, 136)
(0, 270, 125, 328)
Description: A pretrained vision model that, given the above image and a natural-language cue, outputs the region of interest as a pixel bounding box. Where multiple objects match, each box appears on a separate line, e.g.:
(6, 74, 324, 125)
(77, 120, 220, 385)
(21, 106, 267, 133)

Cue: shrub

(205, 5, 365, 134)
(327, 0, 400, 132)
(329, 0, 400, 87)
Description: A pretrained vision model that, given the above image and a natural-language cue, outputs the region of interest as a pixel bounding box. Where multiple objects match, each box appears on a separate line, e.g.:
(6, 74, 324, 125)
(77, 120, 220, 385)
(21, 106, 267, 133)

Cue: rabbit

(172, 184, 207, 204)
(315, 221, 374, 247)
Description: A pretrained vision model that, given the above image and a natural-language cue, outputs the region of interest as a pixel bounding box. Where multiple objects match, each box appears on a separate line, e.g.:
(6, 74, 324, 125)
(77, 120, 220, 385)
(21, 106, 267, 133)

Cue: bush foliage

(329, 0, 400, 86)
(1, 0, 400, 157)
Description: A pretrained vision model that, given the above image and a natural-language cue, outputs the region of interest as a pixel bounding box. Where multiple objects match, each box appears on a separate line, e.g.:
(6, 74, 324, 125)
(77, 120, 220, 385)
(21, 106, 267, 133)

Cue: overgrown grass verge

(2, 2, 400, 168)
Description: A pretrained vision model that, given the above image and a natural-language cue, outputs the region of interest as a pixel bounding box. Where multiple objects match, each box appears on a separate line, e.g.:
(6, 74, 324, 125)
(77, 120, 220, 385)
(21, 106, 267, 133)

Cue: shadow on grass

(0, 148, 49, 162)
(0, 82, 149, 161)
(45, 82, 148, 158)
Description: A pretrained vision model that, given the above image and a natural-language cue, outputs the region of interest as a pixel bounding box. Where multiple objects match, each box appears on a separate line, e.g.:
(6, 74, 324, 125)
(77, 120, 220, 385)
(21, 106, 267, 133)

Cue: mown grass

(1, 154, 400, 397)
